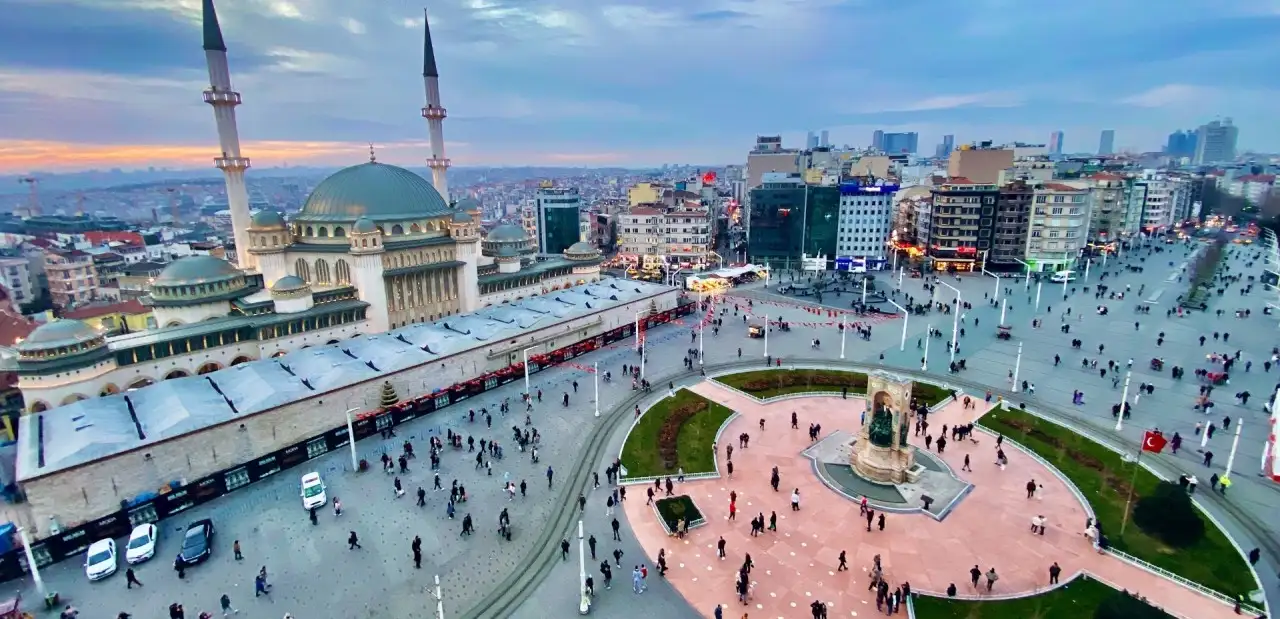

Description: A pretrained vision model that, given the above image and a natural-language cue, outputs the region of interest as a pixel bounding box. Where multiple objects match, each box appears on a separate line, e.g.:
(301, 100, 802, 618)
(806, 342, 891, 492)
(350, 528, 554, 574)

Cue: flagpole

(1120, 445, 1142, 536)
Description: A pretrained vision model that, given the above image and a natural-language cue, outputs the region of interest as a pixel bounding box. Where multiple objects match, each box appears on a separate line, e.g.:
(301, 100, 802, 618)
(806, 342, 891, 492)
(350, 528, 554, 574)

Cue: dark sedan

(177, 519, 214, 566)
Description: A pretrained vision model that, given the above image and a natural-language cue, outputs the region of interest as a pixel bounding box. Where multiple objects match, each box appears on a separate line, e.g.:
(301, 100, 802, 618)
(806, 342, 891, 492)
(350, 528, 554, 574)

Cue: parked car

(177, 519, 215, 566)
(84, 538, 117, 580)
(300, 472, 327, 510)
(125, 523, 158, 564)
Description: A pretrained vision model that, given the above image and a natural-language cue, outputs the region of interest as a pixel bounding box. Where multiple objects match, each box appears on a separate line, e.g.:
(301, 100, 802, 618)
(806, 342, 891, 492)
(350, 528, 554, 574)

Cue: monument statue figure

(868, 400, 894, 448)
(851, 372, 919, 484)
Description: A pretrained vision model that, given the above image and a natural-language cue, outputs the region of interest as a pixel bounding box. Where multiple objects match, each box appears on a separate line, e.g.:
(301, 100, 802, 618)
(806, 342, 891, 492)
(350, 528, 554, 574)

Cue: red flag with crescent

(1142, 431, 1167, 454)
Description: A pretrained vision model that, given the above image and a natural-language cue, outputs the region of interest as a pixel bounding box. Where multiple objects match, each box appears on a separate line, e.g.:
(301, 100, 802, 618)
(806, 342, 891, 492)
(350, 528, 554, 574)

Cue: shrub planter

(653, 495, 706, 536)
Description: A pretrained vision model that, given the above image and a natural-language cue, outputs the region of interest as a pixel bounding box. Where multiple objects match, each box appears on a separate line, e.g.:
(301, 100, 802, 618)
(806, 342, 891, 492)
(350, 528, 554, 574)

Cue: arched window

(335, 259, 351, 284)
(316, 259, 331, 284)
(334, 226, 346, 238)
(295, 258, 312, 283)
(272, 234, 279, 245)
(391, 224, 404, 235)
(362, 239, 368, 248)
(410, 223, 422, 233)
(305, 226, 314, 237)
(318, 227, 329, 238)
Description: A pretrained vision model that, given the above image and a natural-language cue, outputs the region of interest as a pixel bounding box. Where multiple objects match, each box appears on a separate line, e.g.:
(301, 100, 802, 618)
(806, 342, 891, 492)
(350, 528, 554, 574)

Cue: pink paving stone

(621, 381, 1243, 619)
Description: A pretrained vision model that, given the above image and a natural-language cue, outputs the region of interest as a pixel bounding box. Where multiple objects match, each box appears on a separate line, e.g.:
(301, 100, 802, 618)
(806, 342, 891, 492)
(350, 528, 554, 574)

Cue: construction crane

(17, 176, 39, 216)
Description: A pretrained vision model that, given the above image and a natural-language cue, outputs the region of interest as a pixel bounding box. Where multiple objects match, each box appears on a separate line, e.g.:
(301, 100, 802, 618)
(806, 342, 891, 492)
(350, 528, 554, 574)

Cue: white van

(1049, 270, 1077, 283)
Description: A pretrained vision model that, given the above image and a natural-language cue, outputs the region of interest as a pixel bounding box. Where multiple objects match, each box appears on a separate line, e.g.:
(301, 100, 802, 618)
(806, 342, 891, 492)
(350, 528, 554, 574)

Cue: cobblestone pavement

(21, 240, 1278, 618)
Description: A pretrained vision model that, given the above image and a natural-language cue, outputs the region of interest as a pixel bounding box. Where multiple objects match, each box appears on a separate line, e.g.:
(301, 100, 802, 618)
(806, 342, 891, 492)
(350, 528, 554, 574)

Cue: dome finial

(369, 143, 377, 163)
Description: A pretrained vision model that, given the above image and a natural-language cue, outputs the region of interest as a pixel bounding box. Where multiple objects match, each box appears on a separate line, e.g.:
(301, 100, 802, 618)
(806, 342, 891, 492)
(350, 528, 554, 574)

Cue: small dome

(297, 161, 451, 222)
(455, 197, 481, 213)
(452, 210, 474, 224)
(155, 255, 240, 285)
(17, 319, 101, 353)
(566, 241, 598, 255)
(486, 224, 527, 243)
(270, 275, 309, 293)
(495, 245, 521, 258)
(352, 217, 377, 234)
(250, 209, 286, 229)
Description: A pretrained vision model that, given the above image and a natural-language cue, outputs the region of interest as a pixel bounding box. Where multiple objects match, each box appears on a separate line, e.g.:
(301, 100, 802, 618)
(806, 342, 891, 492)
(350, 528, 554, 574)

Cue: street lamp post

(887, 299, 908, 351)
(344, 407, 360, 471)
(922, 323, 931, 371)
(939, 280, 960, 362)
(999, 298, 1007, 325)
(1014, 258, 1032, 291)
(897, 267, 904, 290)
(432, 574, 444, 619)
(634, 311, 643, 351)
(1224, 419, 1243, 481)
(1034, 282, 1042, 313)
(697, 294, 705, 366)
(839, 312, 846, 360)
(1083, 259, 1091, 282)
(522, 345, 538, 396)
(1115, 372, 1131, 431)
(981, 265, 1001, 301)
(861, 277, 868, 305)
(17, 527, 47, 601)
(593, 362, 600, 417)
(1012, 342, 1023, 392)
(578, 519, 590, 614)
(764, 313, 769, 358)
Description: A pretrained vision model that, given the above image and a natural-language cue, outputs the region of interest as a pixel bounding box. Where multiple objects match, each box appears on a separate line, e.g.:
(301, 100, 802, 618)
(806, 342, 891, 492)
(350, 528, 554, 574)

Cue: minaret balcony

(426, 157, 451, 168)
(214, 156, 252, 170)
(203, 89, 243, 105)
(421, 106, 448, 120)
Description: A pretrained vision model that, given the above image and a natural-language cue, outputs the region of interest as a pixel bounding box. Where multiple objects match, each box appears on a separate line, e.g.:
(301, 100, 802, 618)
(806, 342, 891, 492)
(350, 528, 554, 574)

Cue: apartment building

(615, 204, 714, 267)
(617, 206, 662, 257)
(947, 147, 1015, 184)
(992, 181, 1033, 268)
(1087, 174, 1131, 243)
(45, 248, 98, 308)
(927, 178, 999, 272)
(1226, 174, 1275, 206)
(746, 136, 800, 188)
(1026, 183, 1092, 272)
(836, 181, 897, 261)
(1129, 172, 1190, 233)
(0, 257, 34, 312)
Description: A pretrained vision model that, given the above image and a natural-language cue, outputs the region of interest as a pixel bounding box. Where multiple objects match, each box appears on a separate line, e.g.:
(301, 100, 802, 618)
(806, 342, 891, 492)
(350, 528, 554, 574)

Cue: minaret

(420, 11, 451, 204)
(201, 0, 257, 270)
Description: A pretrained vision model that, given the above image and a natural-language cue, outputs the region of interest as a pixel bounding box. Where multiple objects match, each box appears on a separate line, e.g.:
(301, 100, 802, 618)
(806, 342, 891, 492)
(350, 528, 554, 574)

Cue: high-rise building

(746, 174, 838, 268)
(806, 131, 819, 149)
(1193, 119, 1238, 165)
(1098, 130, 1115, 156)
(1087, 173, 1131, 243)
(1130, 171, 1190, 233)
(935, 135, 955, 159)
(534, 186, 582, 255)
(881, 132, 918, 155)
(991, 181, 1032, 267)
(871, 130, 884, 151)
(927, 178, 999, 272)
(820, 130, 830, 148)
(836, 180, 897, 263)
(1048, 131, 1065, 156)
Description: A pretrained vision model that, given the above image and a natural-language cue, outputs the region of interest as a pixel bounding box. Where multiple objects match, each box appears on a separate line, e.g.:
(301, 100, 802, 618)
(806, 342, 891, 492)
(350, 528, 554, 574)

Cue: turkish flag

(1142, 431, 1168, 454)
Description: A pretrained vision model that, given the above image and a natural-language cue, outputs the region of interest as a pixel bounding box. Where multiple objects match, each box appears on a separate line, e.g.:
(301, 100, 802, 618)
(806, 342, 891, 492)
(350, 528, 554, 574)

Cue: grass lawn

(717, 368, 953, 406)
(620, 389, 733, 478)
(912, 576, 1170, 619)
(980, 408, 1254, 598)
(716, 369, 868, 399)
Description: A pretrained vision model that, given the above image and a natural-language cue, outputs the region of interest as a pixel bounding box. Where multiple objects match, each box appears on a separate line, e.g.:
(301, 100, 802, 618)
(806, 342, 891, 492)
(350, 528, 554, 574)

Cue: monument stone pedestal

(851, 371, 917, 484)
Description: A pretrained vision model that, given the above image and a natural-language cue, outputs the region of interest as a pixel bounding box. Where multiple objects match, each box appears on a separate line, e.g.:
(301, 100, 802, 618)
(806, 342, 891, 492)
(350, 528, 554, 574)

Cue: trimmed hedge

(718, 369, 953, 406)
(620, 389, 733, 478)
(655, 495, 704, 534)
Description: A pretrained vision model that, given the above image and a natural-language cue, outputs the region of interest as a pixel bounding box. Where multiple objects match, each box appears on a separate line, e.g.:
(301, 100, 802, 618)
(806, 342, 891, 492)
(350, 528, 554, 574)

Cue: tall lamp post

(698, 294, 705, 366)
(522, 345, 538, 396)
(982, 266, 1001, 301)
(839, 312, 847, 360)
(577, 519, 590, 614)
(999, 298, 1007, 325)
(922, 323, 931, 371)
(1115, 371, 1132, 431)
(593, 362, 600, 417)
(938, 280, 961, 362)
(1011, 342, 1023, 391)
(344, 407, 360, 471)
(17, 527, 47, 601)
(1013, 258, 1032, 291)
(887, 299, 908, 351)
(763, 313, 770, 358)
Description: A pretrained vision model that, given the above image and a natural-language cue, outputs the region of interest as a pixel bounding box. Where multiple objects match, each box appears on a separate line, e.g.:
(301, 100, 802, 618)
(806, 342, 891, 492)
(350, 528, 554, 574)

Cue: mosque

(7, 0, 604, 414)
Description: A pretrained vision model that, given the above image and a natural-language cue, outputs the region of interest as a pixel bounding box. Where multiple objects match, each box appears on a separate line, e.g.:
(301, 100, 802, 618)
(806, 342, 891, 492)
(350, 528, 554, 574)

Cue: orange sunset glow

(0, 139, 633, 173)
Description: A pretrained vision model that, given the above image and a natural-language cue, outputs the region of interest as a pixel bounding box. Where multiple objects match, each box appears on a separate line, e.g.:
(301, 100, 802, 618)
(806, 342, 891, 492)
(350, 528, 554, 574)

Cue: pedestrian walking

(612, 517, 621, 541)
(985, 568, 999, 592)
(348, 531, 362, 550)
(1048, 562, 1061, 585)
(125, 568, 142, 589)
(219, 593, 238, 616)
(233, 540, 243, 561)
(969, 565, 981, 588)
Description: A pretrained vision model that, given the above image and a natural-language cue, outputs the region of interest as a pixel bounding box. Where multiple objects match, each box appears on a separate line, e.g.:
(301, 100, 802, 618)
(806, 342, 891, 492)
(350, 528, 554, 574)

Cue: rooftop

(16, 276, 675, 480)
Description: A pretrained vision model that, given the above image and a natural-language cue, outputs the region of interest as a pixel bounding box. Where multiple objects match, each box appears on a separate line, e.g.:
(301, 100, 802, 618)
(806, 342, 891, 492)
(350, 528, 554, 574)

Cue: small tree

(1094, 589, 1176, 619)
(1132, 481, 1204, 547)
(379, 381, 400, 408)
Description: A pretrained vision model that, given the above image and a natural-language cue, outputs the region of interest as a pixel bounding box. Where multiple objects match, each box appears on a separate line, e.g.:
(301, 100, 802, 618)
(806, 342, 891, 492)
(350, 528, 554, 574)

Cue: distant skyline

(1, 0, 1279, 173)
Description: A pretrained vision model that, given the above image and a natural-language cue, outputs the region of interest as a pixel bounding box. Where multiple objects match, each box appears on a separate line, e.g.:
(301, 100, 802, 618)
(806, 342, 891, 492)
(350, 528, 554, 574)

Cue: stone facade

(850, 371, 916, 484)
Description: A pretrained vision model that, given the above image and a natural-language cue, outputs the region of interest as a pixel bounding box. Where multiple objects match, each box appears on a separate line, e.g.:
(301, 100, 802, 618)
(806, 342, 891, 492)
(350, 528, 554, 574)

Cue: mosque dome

(296, 161, 452, 222)
(155, 255, 240, 286)
(486, 224, 528, 243)
(454, 197, 481, 213)
(17, 319, 101, 353)
(352, 217, 378, 234)
(452, 210, 474, 224)
(564, 241, 601, 260)
(270, 275, 309, 293)
(250, 209, 286, 229)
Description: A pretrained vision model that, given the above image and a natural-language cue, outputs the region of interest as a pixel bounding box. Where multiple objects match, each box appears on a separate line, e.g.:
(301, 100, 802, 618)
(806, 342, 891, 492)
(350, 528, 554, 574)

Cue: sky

(0, 0, 1278, 173)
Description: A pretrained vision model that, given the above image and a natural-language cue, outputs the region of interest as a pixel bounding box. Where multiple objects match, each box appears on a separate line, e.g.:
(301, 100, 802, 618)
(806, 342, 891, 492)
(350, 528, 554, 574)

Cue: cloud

(1119, 84, 1208, 108)
(2, 0, 1279, 171)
